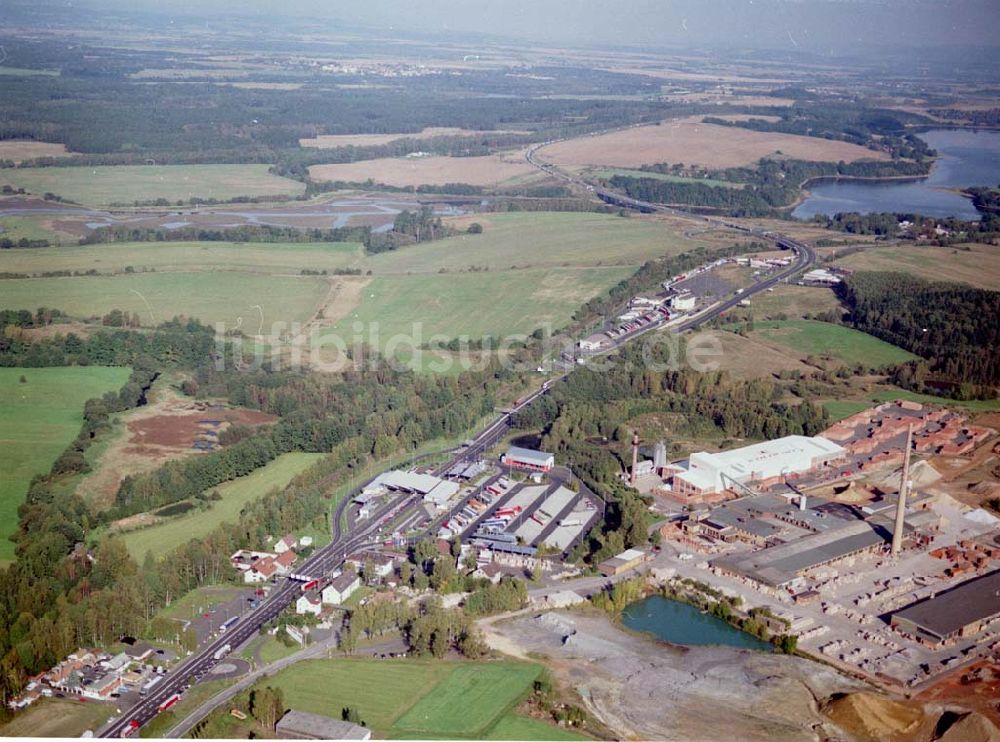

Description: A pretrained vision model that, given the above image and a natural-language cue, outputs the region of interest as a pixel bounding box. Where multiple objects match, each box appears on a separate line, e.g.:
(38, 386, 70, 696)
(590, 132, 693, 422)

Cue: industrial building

(501, 446, 555, 473)
(671, 435, 847, 499)
(275, 710, 371, 740)
(361, 469, 459, 507)
(890, 570, 1000, 646)
(598, 548, 647, 576)
(711, 520, 888, 588)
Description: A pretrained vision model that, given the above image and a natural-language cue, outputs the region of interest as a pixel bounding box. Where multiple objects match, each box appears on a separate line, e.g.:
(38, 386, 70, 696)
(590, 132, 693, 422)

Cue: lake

(621, 594, 773, 651)
(793, 129, 1000, 220)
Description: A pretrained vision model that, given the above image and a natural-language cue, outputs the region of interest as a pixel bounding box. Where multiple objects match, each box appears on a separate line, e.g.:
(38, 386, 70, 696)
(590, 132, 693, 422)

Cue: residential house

(244, 557, 277, 584)
(275, 534, 298, 555)
(295, 593, 322, 616)
(274, 550, 298, 575)
(321, 572, 361, 605)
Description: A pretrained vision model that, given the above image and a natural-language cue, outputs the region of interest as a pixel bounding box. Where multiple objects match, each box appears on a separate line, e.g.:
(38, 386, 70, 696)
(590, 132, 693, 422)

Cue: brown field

(833, 243, 1000, 291)
(300, 127, 527, 149)
(0, 140, 73, 163)
(539, 116, 889, 169)
(75, 384, 277, 509)
(688, 329, 812, 380)
(308, 152, 538, 187)
(748, 284, 844, 320)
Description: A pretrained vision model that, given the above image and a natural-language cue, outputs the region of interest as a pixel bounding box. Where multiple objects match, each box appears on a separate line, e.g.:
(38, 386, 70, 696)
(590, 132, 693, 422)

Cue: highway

(100, 132, 816, 739)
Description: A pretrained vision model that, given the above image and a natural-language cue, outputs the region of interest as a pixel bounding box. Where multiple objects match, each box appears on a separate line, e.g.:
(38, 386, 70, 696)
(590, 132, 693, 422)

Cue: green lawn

(589, 167, 741, 189)
(329, 267, 631, 342)
(369, 212, 698, 274)
(0, 216, 67, 245)
(0, 272, 328, 329)
(267, 658, 455, 734)
(122, 452, 326, 560)
(260, 658, 550, 739)
(393, 663, 541, 737)
(822, 400, 872, 421)
(0, 241, 363, 276)
(0, 366, 130, 562)
(0, 698, 113, 738)
(0, 165, 305, 207)
(752, 320, 918, 367)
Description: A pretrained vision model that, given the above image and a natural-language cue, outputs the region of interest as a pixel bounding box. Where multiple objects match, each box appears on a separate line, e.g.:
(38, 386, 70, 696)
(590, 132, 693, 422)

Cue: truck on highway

(139, 676, 162, 696)
(121, 720, 140, 738)
(219, 615, 238, 633)
(213, 644, 231, 661)
(157, 694, 181, 713)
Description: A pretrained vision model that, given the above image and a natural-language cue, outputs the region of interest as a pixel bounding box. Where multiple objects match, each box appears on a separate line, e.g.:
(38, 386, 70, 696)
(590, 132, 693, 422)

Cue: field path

(292, 276, 370, 344)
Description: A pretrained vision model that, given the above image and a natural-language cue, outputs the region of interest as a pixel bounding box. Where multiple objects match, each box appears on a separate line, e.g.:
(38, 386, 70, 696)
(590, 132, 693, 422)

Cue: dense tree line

(966, 186, 1000, 216)
(814, 210, 1000, 245)
(611, 157, 932, 216)
(837, 272, 1000, 397)
(363, 207, 454, 253)
(703, 104, 935, 161)
(79, 224, 371, 246)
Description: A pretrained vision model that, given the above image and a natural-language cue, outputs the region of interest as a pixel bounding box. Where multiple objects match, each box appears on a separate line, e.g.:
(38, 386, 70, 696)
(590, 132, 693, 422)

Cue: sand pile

(822, 692, 924, 741)
(939, 712, 1000, 742)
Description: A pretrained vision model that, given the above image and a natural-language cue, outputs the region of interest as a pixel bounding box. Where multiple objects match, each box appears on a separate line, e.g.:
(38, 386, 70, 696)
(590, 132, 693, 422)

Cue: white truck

(213, 644, 231, 661)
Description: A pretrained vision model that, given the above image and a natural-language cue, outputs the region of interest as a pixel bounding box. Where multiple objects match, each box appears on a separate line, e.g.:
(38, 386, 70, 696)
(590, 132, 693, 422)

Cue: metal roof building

(674, 435, 846, 496)
(361, 470, 459, 506)
(502, 446, 555, 473)
(276, 710, 371, 740)
(711, 520, 887, 587)
(891, 570, 1000, 645)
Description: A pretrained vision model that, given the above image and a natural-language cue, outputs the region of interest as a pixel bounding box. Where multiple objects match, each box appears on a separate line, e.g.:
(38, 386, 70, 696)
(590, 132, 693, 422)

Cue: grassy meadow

(0, 366, 131, 562)
(0, 164, 305, 207)
(0, 272, 328, 329)
(328, 267, 632, 341)
(260, 658, 554, 739)
(0, 698, 113, 738)
(0, 241, 362, 276)
(751, 320, 918, 367)
(120, 452, 326, 560)
(832, 243, 1000, 290)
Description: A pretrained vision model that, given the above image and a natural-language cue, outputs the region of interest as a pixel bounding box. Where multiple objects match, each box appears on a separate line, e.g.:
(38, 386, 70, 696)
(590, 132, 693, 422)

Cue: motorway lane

(103, 136, 815, 739)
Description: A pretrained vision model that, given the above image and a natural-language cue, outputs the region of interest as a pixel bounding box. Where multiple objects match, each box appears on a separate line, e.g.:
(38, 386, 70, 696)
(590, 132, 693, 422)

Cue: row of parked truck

(439, 476, 515, 538)
(606, 304, 670, 340)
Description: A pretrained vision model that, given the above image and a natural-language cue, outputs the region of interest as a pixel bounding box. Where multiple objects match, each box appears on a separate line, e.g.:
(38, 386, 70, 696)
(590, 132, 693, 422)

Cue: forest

(837, 272, 1000, 398)
(610, 157, 932, 216)
(814, 210, 1000, 245)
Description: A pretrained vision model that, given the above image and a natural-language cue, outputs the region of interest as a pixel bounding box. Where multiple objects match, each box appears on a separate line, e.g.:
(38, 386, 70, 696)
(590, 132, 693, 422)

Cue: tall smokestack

(630, 431, 640, 487)
(891, 424, 914, 557)
(799, 493, 807, 511)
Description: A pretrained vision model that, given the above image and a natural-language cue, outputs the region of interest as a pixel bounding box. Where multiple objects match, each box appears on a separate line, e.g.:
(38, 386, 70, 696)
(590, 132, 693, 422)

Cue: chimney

(799, 493, 807, 511)
(891, 424, 914, 557)
(630, 431, 640, 487)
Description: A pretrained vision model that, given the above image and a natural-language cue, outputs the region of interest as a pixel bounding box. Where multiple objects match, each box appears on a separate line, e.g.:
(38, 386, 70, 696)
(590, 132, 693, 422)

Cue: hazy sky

(27, 0, 1000, 52)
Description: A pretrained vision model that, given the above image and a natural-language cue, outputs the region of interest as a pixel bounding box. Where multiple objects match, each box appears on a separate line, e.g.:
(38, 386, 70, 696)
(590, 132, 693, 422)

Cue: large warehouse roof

(892, 570, 1000, 641)
(712, 520, 886, 587)
(677, 435, 846, 492)
(505, 446, 554, 465)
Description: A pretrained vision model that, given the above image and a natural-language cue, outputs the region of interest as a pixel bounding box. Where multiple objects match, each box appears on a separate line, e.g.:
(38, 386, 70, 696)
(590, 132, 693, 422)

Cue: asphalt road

(100, 131, 816, 739)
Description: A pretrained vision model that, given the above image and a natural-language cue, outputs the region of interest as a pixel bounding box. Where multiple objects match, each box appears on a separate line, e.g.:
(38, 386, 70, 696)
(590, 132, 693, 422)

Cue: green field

(0, 698, 113, 738)
(0, 272, 328, 329)
(329, 267, 631, 341)
(834, 243, 1000, 291)
(157, 585, 246, 623)
(0, 215, 67, 245)
(393, 663, 541, 737)
(121, 452, 326, 559)
(0, 366, 131, 562)
(589, 167, 741, 189)
(0, 241, 362, 276)
(372, 212, 699, 273)
(0, 164, 305, 207)
(752, 320, 918, 367)
(260, 658, 554, 739)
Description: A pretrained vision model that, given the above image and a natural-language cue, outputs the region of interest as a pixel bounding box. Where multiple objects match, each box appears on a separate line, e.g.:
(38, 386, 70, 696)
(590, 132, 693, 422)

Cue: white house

(346, 551, 394, 579)
(321, 572, 361, 605)
(274, 534, 298, 554)
(295, 594, 322, 616)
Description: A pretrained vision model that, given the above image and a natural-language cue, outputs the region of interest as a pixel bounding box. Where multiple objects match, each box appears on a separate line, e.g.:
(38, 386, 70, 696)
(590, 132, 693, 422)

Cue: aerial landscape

(1, 0, 999, 740)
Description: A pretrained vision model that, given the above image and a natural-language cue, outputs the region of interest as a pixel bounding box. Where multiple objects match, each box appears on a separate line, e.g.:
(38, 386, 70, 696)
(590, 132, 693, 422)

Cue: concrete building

(712, 520, 887, 589)
(598, 548, 647, 577)
(295, 594, 322, 616)
(671, 435, 846, 499)
(890, 570, 1000, 646)
(501, 446, 555, 473)
(361, 469, 460, 507)
(321, 572, 361, 605)
(276, 710, 371, 740)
